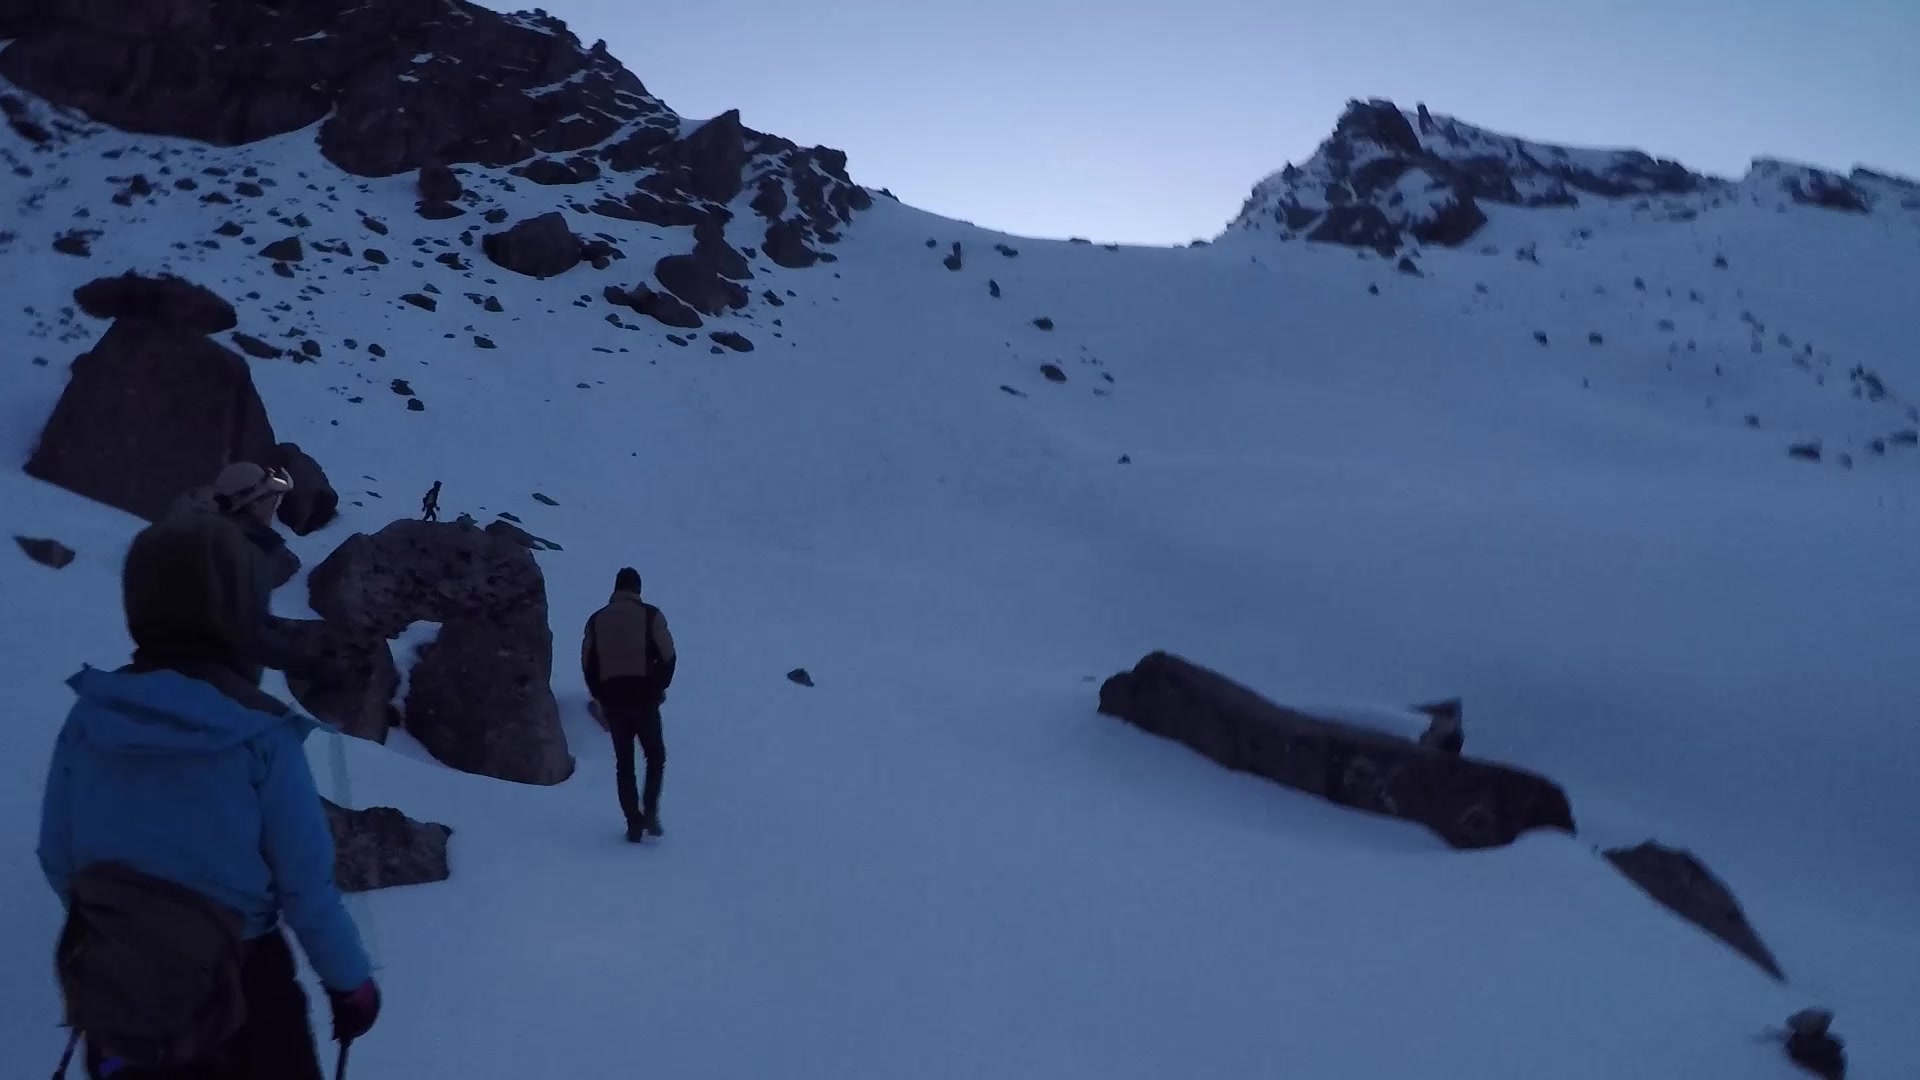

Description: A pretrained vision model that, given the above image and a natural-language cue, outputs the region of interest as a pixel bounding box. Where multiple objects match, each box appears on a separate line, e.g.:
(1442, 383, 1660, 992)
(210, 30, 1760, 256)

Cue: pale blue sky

(506, 0, 1920, 246)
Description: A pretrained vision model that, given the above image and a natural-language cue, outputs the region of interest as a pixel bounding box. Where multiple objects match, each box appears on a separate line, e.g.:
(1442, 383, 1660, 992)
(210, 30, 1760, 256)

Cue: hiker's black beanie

(614, 566, 642, 592)
(122, 513, 258, 673)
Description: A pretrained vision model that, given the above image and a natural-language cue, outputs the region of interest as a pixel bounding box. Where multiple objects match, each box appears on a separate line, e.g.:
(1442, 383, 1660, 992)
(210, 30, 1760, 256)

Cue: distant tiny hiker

(581, 567, 677, 842)
(421, 480, 441, 522)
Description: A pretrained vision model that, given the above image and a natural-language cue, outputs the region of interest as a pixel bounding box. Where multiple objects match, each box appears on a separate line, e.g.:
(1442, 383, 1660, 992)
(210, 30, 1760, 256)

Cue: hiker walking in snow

(582, 567, 677, 842)
(421, 480, 441, 522)
(37, 512, 380, 1079)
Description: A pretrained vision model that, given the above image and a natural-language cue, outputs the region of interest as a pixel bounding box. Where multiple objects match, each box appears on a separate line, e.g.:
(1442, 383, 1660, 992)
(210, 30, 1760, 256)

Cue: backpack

(54, 861, 248, 1071)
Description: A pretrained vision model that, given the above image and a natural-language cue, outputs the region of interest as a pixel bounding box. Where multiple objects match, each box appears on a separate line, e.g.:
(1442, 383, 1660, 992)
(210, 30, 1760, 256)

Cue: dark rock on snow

(15, 535, 76, 569)
(482, 212, 583, 279)
(1097, 652, 1575, 849)
(324, 799, 452, 894)
(267, 442, 339, 536)
(25, 315, 277, 522)
(259, 236, 304, 262)
(710, 330, 754, 353)
(787, 667, 815, 688)
(655, 253, 748, 315)
(418, 162, 463, 202)
(1783, 1008, 1847, 1080)
(266, 616, 399, 743)
(1603, 841, 1785, 980)
(72, 272, 237, 334)
(308, 519, 572, 785)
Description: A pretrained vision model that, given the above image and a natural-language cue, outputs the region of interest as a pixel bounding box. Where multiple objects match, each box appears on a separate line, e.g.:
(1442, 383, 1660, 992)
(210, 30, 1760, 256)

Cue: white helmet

(210, 461, 293, 515)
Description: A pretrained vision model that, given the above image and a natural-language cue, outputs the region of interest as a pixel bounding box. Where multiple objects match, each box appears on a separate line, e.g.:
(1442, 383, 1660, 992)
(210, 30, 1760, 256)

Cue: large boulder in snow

(72, 272, 237, 334)
(266, 617, 399, 744)
(1603, 841, 1785, 980)
(323, 798, 452, 893)
(1097, 652, 1574, 849)
(655, 252, 749, 316)
(267, 442, 338, 536)
(482, 212, 583, 279)
(308, 519, 571, 785)
(23, 315, 277, 522)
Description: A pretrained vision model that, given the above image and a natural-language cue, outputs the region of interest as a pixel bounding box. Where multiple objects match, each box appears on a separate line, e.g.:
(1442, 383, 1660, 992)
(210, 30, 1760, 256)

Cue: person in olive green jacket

(582, 568, 677, 842)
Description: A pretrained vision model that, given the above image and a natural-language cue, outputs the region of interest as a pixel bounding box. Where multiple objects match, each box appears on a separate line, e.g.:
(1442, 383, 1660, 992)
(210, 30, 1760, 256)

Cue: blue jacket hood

(65, 666, 314, 755)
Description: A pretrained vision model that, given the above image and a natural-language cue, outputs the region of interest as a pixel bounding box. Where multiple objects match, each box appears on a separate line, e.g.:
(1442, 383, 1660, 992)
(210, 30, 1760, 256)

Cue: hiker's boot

(643, 812, 664, 838)
(625, 819, 646, 843)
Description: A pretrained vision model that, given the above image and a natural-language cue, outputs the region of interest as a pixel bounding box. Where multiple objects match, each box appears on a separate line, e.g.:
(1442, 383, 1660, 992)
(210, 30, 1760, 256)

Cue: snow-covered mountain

(4, 8, 1919, 1079)
(1224, 97, 1919, 254)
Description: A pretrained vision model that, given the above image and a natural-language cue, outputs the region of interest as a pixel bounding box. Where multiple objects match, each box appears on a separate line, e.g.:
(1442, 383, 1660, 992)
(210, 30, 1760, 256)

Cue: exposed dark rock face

(482, 212, 583, 279)
(72, 272, 236, 334)
(324, 799, 452, 893)
(1097, 652, 1575, 849)
(267, 617, 399, 743)
(655, 252, 748, 315)
(24, 308, 277, 522)
(308, 519, 571, 786)
(605, 283, 702, 328)
(1603, 841, 1785, 980)
(267, 441, 338, 536)
(1230, 98, 1710, 252)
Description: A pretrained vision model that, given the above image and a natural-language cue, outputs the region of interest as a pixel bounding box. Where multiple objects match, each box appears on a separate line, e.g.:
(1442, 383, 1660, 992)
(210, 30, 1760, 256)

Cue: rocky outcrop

(323, 799, 452, 894)
(72, 272, 237, 334)
(308, 519, 571, 786)
(1097, 652, 1575, 849)
(23, 300, 278, 523)
(266, 617, 399, 744)
(1603, 841, 1785, 980)
(655, 252, 749, 316)
(1228, 98, 1712, 252)
(267, 442, 338, 536)
(482, 212, 583, 279)
(606, 283, 702, 329)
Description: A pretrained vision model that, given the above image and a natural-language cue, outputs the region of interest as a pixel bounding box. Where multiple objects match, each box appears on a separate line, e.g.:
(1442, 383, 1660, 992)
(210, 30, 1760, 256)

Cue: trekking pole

(50, 1030, 78, 1080)
(335, 1040, 351, 1080)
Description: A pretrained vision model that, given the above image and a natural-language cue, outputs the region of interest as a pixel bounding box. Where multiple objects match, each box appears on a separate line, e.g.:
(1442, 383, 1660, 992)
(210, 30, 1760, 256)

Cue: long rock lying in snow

(1603, 841, 1785, 981)
(1097, 651, 1575, 849)
(323, 799, 453, 894)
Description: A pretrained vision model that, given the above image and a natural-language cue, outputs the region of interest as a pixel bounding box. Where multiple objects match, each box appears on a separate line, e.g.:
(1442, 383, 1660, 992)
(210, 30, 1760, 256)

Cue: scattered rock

(1602, 841, 1784, 980)
(532, 492, 559, 506)
(943, 242, 963, 271)
(1396, 255, 1421, 275)
(1588, 332, 1604, 345)
(1097, 652, 1575, 849)
(994, 243, 1019, 258)
(390, 379, 416, 397)
(1533, 331, 1549, 345)
(787, 667, 814, 687)
(363, 248, 389, 265)
(1787, 441, 1822, 463)
(419, 162, 463, 202)
(14, 535, 76, 569)
(73, 272, 236, 334)
(323, 799, 452, 893)
(1783, 1008, 1846, 1080)
(482, 212, 583, 279)
(988, 279, 1001, 299)
(1032, 317, 1054, 331)
(401, 293, 437, 311)
(416, 198, 464, 220)
(710, 330, 754, 353)
(52, 230, 97, 257)
(655, 253, 748, 315)
(474, 335, 497, 349)
(406, 399, 425, 412)
(259, 236, 303, 262)
(1039, 363, 1066, 383)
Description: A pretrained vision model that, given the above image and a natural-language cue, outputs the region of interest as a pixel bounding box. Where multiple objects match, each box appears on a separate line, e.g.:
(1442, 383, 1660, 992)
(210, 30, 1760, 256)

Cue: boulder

(481, 212, 583, 279)
(323, 799, 452, 893)
(267, 442, 338, 535)
(1603, 841, 1785, 980)
(1097, 652, 1574, 849)
(72, 272, 237, 334)
(24, 318, 277, 522)
(308, 519, 571, 785)
(265, 617, 399, 743)
(762, 219, 819, 269)
(418, 162, 463, 202)
(655, 253, 748, 315)
(405, 613, 571, 785)
(15, 535, 76, 569)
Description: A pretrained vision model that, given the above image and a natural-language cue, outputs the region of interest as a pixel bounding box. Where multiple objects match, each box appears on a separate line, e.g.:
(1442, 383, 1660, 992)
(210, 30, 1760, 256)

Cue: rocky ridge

(0, 0, 872, 319)
(1226, 98, 1918, 254)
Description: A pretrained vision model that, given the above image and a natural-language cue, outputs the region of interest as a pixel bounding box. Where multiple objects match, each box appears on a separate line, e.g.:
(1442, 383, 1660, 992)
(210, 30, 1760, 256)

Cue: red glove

(327, 979, 381, 1043)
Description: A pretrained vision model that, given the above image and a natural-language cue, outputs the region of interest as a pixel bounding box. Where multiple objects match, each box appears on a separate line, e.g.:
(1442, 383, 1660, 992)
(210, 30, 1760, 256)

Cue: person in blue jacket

(37, 511, 381, 1079)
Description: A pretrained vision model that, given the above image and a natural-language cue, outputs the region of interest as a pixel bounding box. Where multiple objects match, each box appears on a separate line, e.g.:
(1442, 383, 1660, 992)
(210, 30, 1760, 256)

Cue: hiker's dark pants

(86, 928, 323, 1080)
(607, 699, 666, 825)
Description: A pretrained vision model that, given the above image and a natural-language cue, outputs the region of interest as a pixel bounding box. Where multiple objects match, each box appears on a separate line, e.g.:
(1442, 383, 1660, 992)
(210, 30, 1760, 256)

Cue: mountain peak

(1227, 98, 1717, 253)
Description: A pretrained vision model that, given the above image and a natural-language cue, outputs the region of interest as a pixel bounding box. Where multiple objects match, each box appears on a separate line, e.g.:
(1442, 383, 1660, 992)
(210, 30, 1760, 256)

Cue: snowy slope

(4, 33, 1920, 1080)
